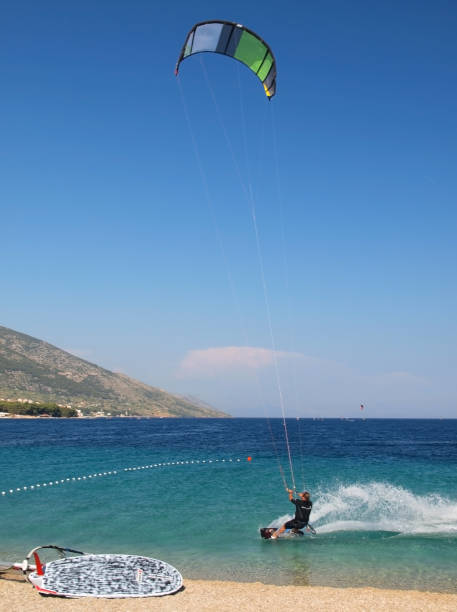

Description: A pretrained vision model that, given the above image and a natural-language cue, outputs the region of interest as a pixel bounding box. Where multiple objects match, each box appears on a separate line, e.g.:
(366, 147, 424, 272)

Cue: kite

(175, 20, 277, 98)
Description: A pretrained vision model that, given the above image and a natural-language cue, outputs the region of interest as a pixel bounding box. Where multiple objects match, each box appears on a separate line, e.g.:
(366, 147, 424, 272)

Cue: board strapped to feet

(260, 524, 316, 539)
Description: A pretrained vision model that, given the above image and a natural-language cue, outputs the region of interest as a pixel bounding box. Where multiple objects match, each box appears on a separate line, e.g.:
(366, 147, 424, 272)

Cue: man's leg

(272, 521, 292, 539)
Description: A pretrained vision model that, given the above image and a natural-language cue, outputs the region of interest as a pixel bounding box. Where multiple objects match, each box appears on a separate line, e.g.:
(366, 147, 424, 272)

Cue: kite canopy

(175, 20, 276, 98)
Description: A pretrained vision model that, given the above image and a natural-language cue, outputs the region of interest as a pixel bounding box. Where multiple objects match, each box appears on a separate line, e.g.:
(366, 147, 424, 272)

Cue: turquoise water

(1, 418, 457, 592)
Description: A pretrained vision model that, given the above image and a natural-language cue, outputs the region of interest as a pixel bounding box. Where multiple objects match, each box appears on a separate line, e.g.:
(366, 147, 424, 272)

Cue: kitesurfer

(271, 490, 312, 539)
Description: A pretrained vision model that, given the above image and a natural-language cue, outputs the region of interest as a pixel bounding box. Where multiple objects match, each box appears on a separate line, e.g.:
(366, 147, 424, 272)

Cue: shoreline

(1, 575, 457, 611)
(0, 415, 175, 419)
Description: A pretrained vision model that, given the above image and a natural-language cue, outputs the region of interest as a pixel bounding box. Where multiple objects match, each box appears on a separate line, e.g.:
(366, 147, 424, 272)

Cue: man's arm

(286, 488, 295, 502)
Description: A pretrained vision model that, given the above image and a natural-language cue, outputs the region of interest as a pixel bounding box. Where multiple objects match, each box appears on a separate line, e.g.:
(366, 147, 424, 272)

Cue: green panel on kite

(234, 31, 268, 73)
(257, 53, 273, 81)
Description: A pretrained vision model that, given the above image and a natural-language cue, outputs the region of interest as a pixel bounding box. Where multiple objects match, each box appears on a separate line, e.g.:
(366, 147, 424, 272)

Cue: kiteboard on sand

(1, 545, 182, 598)
(260, 525, 316, 539)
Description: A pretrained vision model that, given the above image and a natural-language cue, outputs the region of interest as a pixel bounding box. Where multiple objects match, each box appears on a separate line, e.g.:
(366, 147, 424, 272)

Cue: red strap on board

(33, 552, 44, 576)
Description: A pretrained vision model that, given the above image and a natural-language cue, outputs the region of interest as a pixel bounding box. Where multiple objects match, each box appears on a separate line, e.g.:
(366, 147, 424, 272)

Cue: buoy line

(1, 457, 243, 497)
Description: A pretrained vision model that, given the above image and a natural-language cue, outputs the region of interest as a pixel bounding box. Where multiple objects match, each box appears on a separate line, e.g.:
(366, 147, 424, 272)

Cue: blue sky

(2, 1, 457, 416)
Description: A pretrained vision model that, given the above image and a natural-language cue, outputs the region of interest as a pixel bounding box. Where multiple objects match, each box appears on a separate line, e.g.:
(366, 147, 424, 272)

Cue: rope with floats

(1, 457, 244, 497)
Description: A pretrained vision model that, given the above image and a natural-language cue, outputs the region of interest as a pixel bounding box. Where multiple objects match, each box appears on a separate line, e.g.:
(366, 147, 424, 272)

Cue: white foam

(312, 482, 457, 535)
(268, 513, 293, 529)
(268, 482, 457, 535)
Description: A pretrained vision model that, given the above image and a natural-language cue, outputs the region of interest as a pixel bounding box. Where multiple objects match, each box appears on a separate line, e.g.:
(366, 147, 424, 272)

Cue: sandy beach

(1, 573, 456, 612)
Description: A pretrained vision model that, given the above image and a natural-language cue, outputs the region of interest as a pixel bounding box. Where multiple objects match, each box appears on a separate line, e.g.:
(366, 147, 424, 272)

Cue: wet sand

(1, 573, 456, 612)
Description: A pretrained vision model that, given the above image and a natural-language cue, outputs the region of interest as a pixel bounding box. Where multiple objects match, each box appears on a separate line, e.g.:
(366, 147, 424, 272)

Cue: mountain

(0, 326, 228, 417)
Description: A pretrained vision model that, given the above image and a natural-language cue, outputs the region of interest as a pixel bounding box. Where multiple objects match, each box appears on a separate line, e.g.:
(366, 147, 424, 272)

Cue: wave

(269, 482, 457, 535)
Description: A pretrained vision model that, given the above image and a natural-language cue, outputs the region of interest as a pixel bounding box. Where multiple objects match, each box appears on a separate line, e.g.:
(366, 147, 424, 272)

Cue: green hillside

(0, 326, 227, 417)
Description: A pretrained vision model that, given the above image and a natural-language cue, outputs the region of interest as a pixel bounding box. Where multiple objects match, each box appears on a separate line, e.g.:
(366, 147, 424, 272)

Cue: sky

(1, 0, 457, 417)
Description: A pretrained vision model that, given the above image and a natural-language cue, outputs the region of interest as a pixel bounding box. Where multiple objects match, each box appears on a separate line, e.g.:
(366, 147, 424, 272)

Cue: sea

(1, 418, 457, 592)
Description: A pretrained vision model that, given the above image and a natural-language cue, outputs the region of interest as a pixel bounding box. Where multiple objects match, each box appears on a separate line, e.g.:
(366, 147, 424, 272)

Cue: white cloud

(178, 346, 302, 378)
(174, 346, 436, 417)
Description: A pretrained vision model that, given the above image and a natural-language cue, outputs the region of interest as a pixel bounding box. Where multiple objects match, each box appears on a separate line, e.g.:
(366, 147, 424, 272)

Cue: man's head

(299, 491, 310, 501)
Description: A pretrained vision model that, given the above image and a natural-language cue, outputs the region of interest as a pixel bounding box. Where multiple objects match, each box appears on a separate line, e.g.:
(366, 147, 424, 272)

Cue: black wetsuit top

(291, 498, 312, 523)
